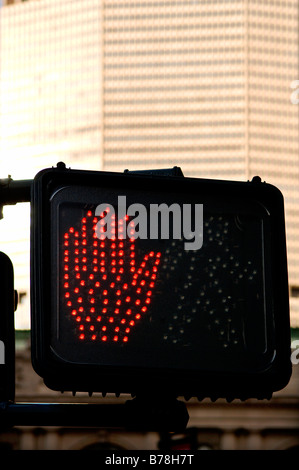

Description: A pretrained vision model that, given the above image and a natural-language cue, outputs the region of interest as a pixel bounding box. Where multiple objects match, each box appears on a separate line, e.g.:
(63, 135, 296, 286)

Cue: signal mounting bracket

(124, 166, 185, 177)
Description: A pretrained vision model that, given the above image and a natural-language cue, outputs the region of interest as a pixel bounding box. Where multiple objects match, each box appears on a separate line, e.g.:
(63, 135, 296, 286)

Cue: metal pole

(0, 178, 32, 218)
(0, 398, 189, 431)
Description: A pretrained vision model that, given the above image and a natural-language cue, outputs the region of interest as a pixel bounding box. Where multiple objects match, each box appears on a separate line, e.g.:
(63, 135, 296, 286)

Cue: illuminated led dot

(103, 299, 109, 305)
(136, 288, 141, 294)
(125, 296, 131, 303)
(97, 316, 102, 322)
(80, 280, 85, 286)
(123, 336, 128, 342)
(113, 336, 118, 342)
(141, 307, 147, 313)
(135, 314, 141, 320)
(116, 290, 121, 296)
(121, 319, 126, 324)
(64, 274, 69, 280)
(79, 334, 85, 340)
(90, 325, 95, 331)
(135, 299, 141, 305)
(64, 265, 69, 271)
(145, 298, 151, 304)
(64, 282, 69, 288)
(102, 336, 107, 342)
(125, 328, 130, 333)
(74, 288, 79, 294)
(123, 283, 128, 290)
(103, 290, 108, 296)
(87, 210, 92, 217)
(102, 326, 107, 331)
(140, 280, 145, 286)
(95, 282, 100, 288)
(129, 320, 135, 326)
(79, 307, 84, 313)
(147, 291, 152, 297)
(86, 316, 91, 322)
(102, 308, 107, 314)
(126, 309, 132, 315)
(71, 310, 77, 316)
(114, 308, 120, 314)
(79, 325, 84, 331)
(76, 316, 81, 322)
(67, 301, 72, 307)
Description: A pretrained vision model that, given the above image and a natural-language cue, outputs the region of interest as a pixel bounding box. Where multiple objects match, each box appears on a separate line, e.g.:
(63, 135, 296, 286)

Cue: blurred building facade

(0, 0, 299, 450)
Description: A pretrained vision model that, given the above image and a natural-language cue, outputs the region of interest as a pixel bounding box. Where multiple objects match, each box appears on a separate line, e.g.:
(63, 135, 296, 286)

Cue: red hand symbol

(62, 209, 161, 343)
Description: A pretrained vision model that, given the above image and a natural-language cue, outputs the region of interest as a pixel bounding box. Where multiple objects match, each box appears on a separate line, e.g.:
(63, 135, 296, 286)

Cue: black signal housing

(30, 165, 291, 400)
(0, 252, 15, 402)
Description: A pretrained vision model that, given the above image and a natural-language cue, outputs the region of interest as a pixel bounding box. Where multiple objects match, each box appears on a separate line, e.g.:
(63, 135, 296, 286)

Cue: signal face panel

(31, 167, 291, 398)
(54, 191, 268, 371)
